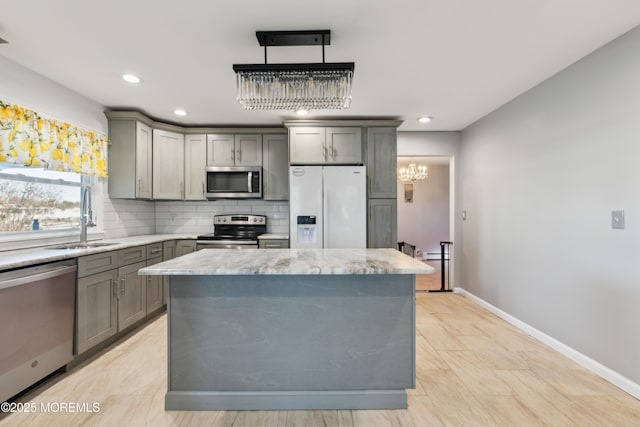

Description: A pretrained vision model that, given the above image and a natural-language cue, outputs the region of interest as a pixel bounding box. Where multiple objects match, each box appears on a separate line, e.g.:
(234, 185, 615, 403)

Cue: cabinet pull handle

(120, 278, 125, 296)
(113, 279, 118, 298)
(150, 248, 161, 254)
(237, 148, 242, 162)
(322, 145, 327, 160)
(231, 148, 235, 162)
(331, 145, 337, 159)
(137, 178, 142, 194)
(202, 182, 205, 195)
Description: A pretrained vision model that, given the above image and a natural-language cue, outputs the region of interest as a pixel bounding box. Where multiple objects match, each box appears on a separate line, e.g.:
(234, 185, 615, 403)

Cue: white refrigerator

(289, 166, 367, 248)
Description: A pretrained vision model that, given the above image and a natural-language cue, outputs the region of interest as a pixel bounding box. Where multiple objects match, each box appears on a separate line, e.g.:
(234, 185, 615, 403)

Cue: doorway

(397, 156, 451, 291)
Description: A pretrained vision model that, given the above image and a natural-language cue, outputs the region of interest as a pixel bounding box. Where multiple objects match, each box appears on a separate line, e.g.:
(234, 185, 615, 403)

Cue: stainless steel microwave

(205, 166, 262, 199)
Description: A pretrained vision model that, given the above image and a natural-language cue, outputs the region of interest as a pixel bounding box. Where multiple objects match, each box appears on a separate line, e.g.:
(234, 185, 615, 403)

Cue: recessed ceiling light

(174, 109, 188, 116)
(417, 116, 432, 123)
(122, 73, 142, 84)
(295, 109, 309, 116)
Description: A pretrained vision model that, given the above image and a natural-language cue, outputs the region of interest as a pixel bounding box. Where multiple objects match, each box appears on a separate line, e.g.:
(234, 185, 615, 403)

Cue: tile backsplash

(155, 200, 289, 235)
(100, 176, 288, 238)
(103, 198, 156, 239)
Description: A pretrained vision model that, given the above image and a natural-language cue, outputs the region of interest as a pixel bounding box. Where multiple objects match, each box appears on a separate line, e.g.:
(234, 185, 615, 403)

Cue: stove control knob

(260, 218, 264, 223)
(253, 218, 257, 223)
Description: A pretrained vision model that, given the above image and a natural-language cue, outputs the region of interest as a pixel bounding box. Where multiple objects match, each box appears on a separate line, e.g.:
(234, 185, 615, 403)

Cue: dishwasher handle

(0, 264, 77, 291)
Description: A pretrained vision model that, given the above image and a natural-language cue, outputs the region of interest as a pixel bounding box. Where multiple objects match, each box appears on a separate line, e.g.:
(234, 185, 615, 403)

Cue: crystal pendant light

(398, 162, 428, 183)
(233, 30, 354, 111)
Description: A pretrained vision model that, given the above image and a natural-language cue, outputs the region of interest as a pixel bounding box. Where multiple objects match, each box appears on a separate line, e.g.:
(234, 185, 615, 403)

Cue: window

(0, 164, 81, 233)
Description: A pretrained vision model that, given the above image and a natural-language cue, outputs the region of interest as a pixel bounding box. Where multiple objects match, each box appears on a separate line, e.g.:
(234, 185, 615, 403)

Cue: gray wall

(460, 27, 640, 385)
(0, 55, 106, 133)
(397, 162, 450, 259)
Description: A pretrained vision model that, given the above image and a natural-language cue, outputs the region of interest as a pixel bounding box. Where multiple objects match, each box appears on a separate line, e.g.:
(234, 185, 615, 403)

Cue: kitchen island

(139, 248, 433, 411)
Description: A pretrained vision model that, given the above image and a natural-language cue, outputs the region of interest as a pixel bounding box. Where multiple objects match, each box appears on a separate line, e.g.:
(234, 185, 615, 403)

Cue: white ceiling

(0, 1, 638, 131)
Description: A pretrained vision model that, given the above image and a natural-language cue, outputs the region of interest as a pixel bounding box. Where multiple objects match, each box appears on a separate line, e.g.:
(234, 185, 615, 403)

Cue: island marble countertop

(138, 248, 434, 276)
(0, 234, 198, 271)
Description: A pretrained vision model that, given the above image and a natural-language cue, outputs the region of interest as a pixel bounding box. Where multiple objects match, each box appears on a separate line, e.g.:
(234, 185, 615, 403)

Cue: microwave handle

(248, 172, 252, 192)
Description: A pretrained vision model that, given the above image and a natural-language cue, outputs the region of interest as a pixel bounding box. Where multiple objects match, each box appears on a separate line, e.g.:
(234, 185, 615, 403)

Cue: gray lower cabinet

(117, 261, 148, 330)
(146, 257, 163, 314)
(76, 269, 118, 355)
(163, 240, 176, 260)
(162, 241, 176, 305)
(176, 239, 196, 256)
(118, 245, 146, 266)
(258, 239, 289, 248)
(367, 199, 398, 248)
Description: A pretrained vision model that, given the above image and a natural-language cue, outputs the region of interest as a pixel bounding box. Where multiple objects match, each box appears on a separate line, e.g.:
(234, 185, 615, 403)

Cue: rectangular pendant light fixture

(232, 30, 354, 111)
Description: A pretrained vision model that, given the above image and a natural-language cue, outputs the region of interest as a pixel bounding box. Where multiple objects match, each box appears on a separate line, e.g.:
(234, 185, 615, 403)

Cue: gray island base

(139, 248, 434, 411)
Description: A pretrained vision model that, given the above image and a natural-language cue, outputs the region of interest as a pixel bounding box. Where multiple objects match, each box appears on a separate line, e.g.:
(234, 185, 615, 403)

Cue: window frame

(0, 165, 104, 251)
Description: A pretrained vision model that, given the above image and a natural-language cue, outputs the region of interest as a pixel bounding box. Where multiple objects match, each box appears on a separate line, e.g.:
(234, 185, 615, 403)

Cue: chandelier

(398, 162, 428, 183)
(232, 30, 354, 110)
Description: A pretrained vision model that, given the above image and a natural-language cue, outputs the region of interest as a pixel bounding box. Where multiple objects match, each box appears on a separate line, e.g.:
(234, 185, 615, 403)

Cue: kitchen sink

(49, 242, 119, 250)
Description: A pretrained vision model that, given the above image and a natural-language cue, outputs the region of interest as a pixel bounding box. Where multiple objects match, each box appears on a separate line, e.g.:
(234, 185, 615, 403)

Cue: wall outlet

(462, 210, 467, 220)
(612, 210, 625, 229)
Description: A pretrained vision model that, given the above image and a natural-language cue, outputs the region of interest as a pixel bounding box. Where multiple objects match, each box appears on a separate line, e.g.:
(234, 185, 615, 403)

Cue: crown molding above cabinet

(104, 111, 288, 135)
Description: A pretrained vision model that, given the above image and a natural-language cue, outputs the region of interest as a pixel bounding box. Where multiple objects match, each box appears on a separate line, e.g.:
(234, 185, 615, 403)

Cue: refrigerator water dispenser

(297, 216, 317, 244)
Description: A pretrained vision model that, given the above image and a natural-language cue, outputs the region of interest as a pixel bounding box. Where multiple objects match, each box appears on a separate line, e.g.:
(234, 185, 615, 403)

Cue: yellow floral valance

(0, 100, 108, 177)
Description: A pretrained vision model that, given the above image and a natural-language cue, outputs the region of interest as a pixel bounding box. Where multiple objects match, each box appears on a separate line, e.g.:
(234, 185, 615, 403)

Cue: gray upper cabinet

(107, 119, 153, 199)
(207, 134, 262, 166)
(262, 134, 289, 200)
(184, 134, 207, 200)
(289, 127, 325, 164)
(326, 127, 362, 164)
(206, 134, 234, 165)
(153, 129, 185, 200)
(366, 127, 398, 198)
(289, 127, 362, 164)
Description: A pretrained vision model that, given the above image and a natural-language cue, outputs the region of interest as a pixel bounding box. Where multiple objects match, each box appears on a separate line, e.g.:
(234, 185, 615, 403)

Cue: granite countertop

(257, 234, 289, 240)
(139, 248, 434, 276)
(0, 234, 198, 271)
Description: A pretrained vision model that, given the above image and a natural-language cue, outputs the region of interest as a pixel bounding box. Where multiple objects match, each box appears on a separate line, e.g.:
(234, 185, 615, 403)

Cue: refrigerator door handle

(323, 188, 328, 247)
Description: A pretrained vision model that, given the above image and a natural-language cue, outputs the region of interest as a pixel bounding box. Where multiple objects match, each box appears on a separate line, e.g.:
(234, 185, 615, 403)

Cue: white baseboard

(454, 288, 640, 400)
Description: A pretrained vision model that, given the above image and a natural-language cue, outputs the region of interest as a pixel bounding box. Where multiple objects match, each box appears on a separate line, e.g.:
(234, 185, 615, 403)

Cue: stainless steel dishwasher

(0, 259, 77, 403)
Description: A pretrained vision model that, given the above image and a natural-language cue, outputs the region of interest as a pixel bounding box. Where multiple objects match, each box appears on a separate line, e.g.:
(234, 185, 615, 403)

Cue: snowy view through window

(0, 164, 81, 233)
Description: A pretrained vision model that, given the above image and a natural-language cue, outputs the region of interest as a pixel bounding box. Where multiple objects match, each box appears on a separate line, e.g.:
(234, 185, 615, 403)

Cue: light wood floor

(2, 294, 640, 426)
(416, 260, 447, 292)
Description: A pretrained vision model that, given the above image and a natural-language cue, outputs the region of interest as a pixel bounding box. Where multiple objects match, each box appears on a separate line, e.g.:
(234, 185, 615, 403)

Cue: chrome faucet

(80, 184, 96, 244)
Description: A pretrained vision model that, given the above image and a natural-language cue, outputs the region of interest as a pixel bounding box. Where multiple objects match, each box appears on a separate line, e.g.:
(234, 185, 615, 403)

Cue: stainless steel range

(196, 214, 266, 250)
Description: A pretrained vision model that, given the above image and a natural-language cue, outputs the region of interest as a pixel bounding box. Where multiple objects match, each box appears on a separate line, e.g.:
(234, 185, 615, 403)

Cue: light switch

(462, 210, 467, 220)
(612, 210, 625, 229)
